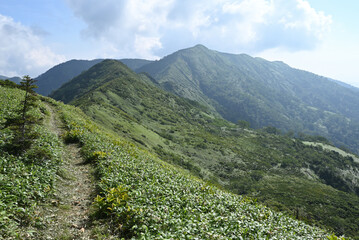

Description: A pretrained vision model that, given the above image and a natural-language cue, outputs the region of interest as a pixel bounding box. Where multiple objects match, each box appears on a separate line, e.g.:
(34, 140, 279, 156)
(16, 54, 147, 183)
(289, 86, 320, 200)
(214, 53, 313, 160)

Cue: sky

(0, 0, 358, 87)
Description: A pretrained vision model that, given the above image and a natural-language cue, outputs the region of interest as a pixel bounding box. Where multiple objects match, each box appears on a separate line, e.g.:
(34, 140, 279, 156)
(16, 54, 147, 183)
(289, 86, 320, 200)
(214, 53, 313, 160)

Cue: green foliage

(262, 126, 282, 135)
(327, 234, 350, 240)
(0, 86, 62, 238)
(0, 75, 21, 84)
(51, 59, 359, 238)
(138, 45, 359, 155)
(0, 79, 21, 89)
(237, 119, 250, 128)
(1, 77, 348, 238)
(36, 58, 152, 96)
(3, 76, 41, 154)
(57, 102, 335, 239)
(297, 132, 331, 144)
(254, 176, 359, 238)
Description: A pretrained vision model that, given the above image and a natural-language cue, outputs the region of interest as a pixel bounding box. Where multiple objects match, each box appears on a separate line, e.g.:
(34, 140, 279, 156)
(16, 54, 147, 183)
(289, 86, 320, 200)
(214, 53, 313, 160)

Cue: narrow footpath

(39, 104, 95, 240)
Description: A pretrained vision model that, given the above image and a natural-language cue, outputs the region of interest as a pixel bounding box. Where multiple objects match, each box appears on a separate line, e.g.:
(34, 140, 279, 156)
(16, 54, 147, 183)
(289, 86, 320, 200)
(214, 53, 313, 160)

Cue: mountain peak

(192, 44, 208, 50)
(49, 59, 136, 103)
(171, 44, 211, 56)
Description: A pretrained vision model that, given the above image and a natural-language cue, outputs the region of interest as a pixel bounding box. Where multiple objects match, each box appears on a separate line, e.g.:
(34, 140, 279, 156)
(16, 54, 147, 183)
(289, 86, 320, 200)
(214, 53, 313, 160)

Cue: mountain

(35, 58, 152, 96)
(0, 68, 337, 239)
(0, 75, 22, 84)
(51, 59, 359, 238)
(138, 44, 359, 154)
(35, 59, 104, 96)
(49, 60, 158, 104)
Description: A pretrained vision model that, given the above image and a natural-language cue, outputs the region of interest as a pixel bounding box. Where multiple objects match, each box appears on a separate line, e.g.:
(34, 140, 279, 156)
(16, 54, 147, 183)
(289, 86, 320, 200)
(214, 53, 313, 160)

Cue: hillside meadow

(50, 60, 359, 238)
(0, 81, 343, 239)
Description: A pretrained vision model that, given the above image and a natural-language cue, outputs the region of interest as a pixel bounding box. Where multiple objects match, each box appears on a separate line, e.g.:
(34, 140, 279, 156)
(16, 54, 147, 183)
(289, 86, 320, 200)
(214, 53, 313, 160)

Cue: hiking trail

(39, 103, 96, 239)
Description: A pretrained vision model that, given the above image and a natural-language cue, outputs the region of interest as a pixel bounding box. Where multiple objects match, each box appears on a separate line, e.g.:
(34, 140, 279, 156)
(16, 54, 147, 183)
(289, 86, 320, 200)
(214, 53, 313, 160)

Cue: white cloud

(279, 0, 331, 39)
(0, 14, 65, 77)
(66, 0, 332, 58)
(134, 36, 162, 59)
(295, 0, 331, 38)
(67, 0, 171, 59)
(222, 0, 273, 22)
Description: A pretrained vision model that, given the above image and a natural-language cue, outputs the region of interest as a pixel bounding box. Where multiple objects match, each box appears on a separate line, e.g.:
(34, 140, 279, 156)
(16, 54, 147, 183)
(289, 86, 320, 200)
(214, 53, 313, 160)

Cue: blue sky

(0, 0, 358, 87)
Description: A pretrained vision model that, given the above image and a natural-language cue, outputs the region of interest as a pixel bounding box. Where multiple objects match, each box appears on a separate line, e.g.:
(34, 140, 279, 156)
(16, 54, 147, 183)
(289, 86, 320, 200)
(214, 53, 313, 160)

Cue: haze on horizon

(0, 0, 358, 87)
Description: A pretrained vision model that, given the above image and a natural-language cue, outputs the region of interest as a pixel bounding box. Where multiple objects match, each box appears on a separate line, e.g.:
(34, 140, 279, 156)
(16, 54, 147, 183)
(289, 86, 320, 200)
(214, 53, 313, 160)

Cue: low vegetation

(57, 97, 335, 239)
(0, 74, 353, 239)
(0, 78, 346, 239)
(138, 45, 359, 155)
(50, 60, 359, 238)
(49, 60, 359, 238)
(0, 84, 62, 239)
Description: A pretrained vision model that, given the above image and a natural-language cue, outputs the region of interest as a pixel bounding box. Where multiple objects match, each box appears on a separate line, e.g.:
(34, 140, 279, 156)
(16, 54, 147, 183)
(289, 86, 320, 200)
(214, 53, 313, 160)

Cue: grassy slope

(36, 58, 152, 96)
(138, 45, 359, 155)
(56, 95, 334, 239)
(0, 81, 339, 239)
(51, 60, 359, 238)
(0, 86, 62, 239)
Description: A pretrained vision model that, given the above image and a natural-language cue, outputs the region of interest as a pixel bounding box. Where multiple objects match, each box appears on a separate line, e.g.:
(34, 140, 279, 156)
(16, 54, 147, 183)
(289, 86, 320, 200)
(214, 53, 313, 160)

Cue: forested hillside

(138, 45, 359, 154)
(51, 60, 359, 238)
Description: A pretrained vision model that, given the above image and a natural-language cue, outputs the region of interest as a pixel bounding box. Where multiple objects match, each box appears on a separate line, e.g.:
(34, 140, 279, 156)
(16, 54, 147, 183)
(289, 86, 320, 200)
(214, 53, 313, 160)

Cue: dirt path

(39, 104, 96, 239)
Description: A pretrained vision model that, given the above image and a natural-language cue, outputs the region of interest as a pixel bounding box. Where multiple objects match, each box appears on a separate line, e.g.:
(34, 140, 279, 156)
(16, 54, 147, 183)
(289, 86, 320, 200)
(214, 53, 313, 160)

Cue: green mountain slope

(0, 79, 338, 239)
(51, 60, 359, 238)
(35, 59, 152, 96)
(49, 60, 158, 104)
(35, 59, 104, 96)
(58, 92, 335, 239)
(138, 45, 359, 154)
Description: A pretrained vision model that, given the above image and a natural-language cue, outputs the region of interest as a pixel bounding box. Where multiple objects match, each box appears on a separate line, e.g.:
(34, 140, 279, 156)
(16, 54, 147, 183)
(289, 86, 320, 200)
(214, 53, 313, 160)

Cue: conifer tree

(4, 75, 39, 154)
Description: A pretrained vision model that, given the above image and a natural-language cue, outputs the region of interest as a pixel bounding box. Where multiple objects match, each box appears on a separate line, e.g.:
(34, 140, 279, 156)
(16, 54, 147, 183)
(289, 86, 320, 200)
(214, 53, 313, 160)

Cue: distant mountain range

(0, 75, 21, 84)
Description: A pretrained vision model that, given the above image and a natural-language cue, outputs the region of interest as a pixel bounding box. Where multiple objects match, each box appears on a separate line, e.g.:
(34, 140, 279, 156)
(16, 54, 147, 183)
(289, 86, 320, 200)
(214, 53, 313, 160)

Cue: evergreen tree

(3, 75, 39, 154)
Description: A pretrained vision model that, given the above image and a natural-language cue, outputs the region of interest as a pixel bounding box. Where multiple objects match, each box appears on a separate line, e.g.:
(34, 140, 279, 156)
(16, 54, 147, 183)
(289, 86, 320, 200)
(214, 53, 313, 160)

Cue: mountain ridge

(35, 59, 104, 96)
(137, 44, 359, 154)
(0, 75, 22, 84)
(50, 59, 359, 237)
(35, 58, 153, 96)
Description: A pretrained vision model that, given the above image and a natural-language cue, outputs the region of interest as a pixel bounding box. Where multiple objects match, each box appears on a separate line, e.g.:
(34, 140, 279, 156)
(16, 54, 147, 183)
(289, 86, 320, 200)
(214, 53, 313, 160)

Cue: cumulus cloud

(0, 14, 65, 77)
(67, 0, 170, 58)
(66, 0, 332, 58)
